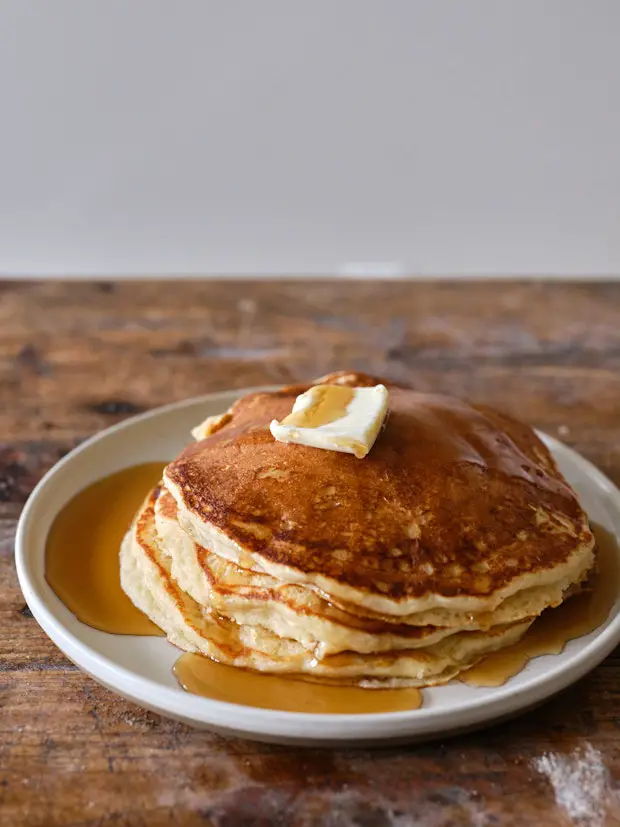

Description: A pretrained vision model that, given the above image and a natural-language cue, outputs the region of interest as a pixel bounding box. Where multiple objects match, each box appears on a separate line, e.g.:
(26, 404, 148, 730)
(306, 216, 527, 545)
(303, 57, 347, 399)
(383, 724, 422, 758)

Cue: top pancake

(164, 371, 594, 616)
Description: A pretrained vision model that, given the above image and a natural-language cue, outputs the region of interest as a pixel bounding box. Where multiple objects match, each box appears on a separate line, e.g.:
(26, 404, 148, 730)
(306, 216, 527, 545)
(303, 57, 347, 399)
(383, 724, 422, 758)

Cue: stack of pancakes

(121, 372, 595, 687)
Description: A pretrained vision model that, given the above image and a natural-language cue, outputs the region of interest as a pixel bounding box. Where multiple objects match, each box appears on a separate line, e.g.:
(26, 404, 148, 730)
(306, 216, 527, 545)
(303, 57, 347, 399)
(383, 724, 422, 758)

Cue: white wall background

(0, 1, 619, 278)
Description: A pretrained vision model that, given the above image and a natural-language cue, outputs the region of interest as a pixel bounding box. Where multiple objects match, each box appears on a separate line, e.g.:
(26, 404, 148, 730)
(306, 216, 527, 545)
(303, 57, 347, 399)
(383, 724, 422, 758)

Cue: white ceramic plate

(15, 389, 620, 746)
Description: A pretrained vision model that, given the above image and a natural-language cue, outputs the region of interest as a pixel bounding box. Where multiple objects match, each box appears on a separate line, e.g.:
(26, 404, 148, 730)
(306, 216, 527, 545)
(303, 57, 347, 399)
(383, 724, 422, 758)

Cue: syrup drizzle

(461, 523, 619, 686)
(281, 385, 354, 429)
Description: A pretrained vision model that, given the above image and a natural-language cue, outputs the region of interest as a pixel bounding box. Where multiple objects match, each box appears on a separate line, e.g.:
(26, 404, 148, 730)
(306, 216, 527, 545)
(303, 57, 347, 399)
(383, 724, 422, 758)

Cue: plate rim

(15, 389, 620, 741)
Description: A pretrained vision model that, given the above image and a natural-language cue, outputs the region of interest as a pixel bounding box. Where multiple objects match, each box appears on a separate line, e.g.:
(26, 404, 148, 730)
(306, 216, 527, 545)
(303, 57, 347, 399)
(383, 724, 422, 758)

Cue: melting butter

(270, 384, 389, 459)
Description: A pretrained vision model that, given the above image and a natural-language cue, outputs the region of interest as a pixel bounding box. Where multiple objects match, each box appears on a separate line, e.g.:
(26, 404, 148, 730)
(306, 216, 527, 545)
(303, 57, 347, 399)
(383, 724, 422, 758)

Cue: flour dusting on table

(533, 743, 616, 825)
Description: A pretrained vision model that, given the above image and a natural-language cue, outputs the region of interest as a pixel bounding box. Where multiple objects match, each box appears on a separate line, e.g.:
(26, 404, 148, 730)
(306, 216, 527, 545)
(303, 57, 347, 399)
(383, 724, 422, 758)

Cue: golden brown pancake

(164, 372, 595, 618)
(120, 489, 534, 687)
(154, 487, 586, 656)
(155, 487, 462, 655)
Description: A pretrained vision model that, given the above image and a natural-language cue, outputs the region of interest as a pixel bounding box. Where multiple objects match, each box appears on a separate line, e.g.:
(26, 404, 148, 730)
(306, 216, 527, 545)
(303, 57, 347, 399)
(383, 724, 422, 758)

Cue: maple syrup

(281, 385, 354, 428)
(44, 464, 619, 712)
(461, 523, 619, 686)
(173, 655, 422, 713)
(45, 463, 166, 635)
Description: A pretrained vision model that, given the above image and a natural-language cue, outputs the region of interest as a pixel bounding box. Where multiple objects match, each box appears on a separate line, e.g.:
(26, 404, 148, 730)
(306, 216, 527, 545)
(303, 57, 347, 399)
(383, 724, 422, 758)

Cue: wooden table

(2, 279, 620, 827)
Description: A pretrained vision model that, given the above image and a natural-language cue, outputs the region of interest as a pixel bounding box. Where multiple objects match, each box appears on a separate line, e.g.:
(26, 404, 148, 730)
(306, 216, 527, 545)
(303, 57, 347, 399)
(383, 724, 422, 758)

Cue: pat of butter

(270, 384, 389, 459)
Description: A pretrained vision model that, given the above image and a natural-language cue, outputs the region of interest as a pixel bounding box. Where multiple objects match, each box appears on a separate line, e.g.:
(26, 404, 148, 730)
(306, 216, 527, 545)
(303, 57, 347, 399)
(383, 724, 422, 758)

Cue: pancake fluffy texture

(121, 371, 595, 687)
(120, 489, 533, 686)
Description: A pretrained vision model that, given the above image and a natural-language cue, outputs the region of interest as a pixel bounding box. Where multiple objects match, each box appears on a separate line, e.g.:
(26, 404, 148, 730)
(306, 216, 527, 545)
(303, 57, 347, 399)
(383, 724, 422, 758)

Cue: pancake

(154, 488, 586, 657)
(154, 487, 460, 655)
(121, 490, 534, 687)
(164, 371, 595, 619)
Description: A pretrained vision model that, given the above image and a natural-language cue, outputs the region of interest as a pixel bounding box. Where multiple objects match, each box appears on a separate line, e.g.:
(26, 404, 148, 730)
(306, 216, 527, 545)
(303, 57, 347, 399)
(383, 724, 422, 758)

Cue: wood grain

(2, 279, 620, 826)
